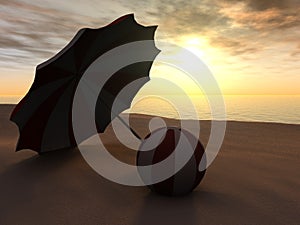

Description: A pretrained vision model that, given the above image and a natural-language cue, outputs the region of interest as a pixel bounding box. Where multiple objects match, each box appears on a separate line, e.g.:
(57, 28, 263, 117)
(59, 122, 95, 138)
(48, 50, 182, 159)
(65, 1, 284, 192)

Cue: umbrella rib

(81, 78, 142, 140)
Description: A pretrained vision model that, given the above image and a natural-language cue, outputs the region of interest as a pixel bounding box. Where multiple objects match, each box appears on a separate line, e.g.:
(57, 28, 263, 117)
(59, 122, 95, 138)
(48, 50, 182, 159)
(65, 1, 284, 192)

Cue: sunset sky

(1, 0, 299, 97)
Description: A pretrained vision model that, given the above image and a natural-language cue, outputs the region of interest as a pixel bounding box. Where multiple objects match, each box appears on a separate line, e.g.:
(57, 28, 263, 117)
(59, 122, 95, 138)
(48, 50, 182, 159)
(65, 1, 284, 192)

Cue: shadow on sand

(0, 147, 233, 225)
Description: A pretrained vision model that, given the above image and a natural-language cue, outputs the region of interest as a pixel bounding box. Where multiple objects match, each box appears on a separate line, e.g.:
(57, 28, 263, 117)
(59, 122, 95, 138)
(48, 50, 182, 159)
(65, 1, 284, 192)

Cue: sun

(182, 37, 208, 58)
(185, 37, 201, 46)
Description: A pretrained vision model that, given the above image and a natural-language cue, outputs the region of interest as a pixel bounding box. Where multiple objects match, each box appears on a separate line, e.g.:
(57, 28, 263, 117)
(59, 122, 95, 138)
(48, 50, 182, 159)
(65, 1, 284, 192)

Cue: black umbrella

(10, 14, 160, 153)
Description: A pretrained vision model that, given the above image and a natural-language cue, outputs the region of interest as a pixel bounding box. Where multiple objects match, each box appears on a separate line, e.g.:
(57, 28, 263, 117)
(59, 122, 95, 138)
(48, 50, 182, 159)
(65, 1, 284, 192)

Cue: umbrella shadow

(3, 147, 78, 169)
(0, 148, 79, 219)
(0, 147, 79, 183)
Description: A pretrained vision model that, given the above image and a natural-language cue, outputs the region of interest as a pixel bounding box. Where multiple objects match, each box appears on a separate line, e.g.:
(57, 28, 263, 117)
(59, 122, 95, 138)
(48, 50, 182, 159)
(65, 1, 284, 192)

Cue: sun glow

(182, 37, 208, 58)
(185, 37, 201, 46)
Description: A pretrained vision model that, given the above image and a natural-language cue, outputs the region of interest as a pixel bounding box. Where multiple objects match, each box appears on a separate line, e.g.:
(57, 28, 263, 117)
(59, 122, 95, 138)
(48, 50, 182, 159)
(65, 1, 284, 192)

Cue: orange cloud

(220, 5, 300, 31)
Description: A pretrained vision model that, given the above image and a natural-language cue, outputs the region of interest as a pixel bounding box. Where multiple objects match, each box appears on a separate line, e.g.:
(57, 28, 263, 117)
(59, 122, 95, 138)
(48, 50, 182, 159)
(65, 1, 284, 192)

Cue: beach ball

(137, 127, 206, 196)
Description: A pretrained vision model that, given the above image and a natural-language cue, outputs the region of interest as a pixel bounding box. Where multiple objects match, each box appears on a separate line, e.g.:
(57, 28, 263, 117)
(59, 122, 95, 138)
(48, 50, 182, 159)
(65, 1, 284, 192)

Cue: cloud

(151, 0, 229, 35)
(211, 0, 300, 56)
(0, 0, 299, 68)
(208, 36, 262, 55)
(219, 6, 300, 31)
(133, 0, 300, 57)
(0, 0, 110, 68)
(0, 0, 232, 68)
(219, 0, 300, 11)
(291, 43, 300, 57)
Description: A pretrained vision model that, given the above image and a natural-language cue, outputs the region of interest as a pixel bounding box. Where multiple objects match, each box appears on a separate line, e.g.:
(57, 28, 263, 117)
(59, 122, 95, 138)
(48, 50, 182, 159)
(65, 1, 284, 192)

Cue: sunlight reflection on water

(1, 95, 299, 124)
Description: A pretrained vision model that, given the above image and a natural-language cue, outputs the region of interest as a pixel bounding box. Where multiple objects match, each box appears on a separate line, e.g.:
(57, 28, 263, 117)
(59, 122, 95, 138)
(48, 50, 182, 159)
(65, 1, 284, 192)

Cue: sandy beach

(0, 104, 299, 225)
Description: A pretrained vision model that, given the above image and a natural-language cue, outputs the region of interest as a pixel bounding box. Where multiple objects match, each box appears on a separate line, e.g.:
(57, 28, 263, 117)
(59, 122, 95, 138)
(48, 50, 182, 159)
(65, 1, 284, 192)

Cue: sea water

(1, 95, 299, 125)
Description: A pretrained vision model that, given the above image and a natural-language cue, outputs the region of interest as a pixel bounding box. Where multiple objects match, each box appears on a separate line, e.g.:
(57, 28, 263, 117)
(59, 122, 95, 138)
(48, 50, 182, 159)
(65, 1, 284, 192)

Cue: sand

(0, 104, 299, 225)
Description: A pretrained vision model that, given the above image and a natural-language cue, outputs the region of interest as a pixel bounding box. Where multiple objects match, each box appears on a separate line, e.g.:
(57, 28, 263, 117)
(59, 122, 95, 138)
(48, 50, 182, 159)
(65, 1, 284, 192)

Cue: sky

(0, 0, 300, 97)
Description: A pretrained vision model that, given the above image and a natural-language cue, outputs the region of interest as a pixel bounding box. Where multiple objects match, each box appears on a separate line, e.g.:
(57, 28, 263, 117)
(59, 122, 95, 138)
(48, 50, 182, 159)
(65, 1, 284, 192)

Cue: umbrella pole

(99, 97, 142, 140)
(99, 101, 143, 140)
(115, 114, 142, 140)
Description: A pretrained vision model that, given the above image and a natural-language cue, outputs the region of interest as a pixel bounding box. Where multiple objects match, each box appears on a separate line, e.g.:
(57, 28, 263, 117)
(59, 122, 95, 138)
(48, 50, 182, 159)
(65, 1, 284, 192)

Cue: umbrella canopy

(10, 14, 160, 153)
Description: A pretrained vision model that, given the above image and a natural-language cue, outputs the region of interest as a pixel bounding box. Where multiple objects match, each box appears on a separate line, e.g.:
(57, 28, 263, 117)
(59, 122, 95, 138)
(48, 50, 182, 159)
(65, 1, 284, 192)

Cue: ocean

(1, 95, 299, 125)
